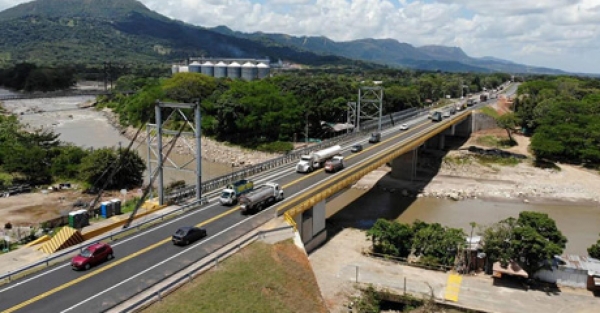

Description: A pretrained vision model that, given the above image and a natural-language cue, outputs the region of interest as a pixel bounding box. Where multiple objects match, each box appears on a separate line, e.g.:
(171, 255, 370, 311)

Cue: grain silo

(214, 61, 227, 78)
(227, 62, 241, 79)
(188, 61, 201, 73)
(241, 62, 257, 81)
(171, 65, 180, 75)
(201, 61, 215, 77)
(257, 62, 270, 79)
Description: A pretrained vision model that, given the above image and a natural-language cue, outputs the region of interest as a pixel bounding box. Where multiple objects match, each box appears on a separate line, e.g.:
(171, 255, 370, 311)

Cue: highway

(0, 84, 516, 313)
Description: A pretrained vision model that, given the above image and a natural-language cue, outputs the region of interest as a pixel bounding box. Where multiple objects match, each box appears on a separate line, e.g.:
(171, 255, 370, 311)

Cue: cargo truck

(239, 182, 284, 214)
(467, 98, 477, 107)
(296, 145, 342, 173)
(480, 93, 489, 102)
(219, 179, 254, 205)
(324, 156, 344, 173)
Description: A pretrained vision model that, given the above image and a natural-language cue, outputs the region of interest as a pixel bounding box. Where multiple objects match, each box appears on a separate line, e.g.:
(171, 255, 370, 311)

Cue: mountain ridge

(0, 0, 567, 74)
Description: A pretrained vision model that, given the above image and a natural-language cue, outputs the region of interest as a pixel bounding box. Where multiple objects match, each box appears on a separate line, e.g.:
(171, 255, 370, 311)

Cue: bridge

(0, 88, 511, 312)
(0, 90, 131, 101)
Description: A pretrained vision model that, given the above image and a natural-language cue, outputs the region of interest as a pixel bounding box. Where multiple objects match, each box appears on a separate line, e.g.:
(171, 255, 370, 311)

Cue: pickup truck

(324, 156, 344, 173)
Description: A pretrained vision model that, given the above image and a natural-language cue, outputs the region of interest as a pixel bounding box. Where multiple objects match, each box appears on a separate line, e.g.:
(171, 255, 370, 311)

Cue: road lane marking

(1, 113, 445, 312)
(1, 207, 239, 313)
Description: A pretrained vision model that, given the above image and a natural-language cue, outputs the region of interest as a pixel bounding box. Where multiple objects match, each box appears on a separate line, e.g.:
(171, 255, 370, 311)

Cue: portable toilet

(69, 209, 89, 228)
(100, 201, 114, 218)
(111, 199, 122, 215)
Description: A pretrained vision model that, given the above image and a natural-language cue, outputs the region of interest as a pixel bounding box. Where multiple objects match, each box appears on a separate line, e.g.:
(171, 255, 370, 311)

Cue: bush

(4, 222, 12, 230)
(257, 141, 294, 153)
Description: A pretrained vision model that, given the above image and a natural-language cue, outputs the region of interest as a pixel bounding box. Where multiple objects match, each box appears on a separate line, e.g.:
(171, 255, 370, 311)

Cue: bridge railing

(197, 107, 427, 195)
(0, 199, 207, 283)
(114, 208, 292, 313)
(0, 90, 134, 101)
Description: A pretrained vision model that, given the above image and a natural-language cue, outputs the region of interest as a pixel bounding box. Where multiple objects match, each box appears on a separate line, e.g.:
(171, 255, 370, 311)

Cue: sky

(1, 0, 599, 74)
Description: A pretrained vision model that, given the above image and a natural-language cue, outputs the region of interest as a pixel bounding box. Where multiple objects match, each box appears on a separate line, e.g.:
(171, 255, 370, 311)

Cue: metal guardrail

(0, 198, 208, 283)
(117, 224, 294, 313)
(186, 107, 427, 199)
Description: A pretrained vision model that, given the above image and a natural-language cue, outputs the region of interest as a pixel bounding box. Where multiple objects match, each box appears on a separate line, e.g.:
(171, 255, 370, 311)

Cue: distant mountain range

(0, 0, 566, 74)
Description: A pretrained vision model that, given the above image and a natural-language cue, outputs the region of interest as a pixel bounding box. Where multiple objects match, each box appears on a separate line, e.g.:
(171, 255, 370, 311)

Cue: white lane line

(58, 210, 268, 313)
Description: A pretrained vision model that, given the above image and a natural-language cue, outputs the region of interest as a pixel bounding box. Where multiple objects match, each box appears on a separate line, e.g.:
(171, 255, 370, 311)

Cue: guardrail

(0, 198, 208, 283)
(116, 222, 294, 313)
(185, 107, 427, 199)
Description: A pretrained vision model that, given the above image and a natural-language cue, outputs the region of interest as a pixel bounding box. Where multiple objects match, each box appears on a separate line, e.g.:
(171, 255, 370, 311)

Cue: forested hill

(0, 0, 359, 68)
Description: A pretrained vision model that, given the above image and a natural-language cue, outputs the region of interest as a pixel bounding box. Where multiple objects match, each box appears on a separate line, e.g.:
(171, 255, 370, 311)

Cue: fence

(0, 199, 204, 283)
(363, 250, 453, 272)
(111, 208, 291, 312)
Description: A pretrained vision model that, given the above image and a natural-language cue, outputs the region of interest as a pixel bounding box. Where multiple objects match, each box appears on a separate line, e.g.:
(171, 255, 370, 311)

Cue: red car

(71, 243, 114, 271)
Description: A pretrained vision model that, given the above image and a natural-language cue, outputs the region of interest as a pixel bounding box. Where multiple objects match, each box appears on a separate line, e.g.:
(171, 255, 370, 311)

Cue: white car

(400, 124, 409, 130)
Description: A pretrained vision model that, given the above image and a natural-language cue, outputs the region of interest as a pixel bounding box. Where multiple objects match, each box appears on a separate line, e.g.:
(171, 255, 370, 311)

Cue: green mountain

(0, 0, 567, 74)
(210, 27, 566, 74)
(0, 0, 362, 68)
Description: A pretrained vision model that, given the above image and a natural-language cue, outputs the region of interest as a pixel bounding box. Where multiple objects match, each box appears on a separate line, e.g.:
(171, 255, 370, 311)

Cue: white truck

(219, 179, 254, 205)
(239, 182, 284, 215)
(295, 145, 342, 173)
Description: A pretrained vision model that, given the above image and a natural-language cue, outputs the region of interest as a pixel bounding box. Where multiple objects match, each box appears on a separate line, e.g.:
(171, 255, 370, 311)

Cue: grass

(479, 106, 499, 118)
(443, 156, 473, 166)
(142, 240, 328, 313)
(475, 135, 516, 149)
(474, 155, 521, 166)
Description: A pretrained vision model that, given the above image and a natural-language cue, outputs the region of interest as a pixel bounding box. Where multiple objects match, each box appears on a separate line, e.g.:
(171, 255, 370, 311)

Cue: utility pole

(305, 113, 309, 143)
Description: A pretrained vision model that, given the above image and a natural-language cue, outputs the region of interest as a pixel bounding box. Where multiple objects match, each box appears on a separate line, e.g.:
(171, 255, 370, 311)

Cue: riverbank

(101, 109, 283, 167)
(354, 130, 600, 204)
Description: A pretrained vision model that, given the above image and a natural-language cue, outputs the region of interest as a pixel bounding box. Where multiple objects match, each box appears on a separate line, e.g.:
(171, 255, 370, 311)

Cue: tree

(162, 72, 217, 103)
(366, 219, 414, 257)
(50, 145, 89, 179)
(79, 147, 145, 190)
(495, 112, 519, 144)
(412, 222, 465, 267)
(588, 235, 600, 259)
(482, 212, 566, 276)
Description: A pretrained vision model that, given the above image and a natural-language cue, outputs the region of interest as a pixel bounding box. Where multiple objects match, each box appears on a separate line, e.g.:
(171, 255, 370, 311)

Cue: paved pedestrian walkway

(308, 228, 600, 313)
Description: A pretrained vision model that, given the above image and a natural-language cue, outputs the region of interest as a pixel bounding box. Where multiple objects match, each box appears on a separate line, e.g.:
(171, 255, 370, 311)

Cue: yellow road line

(4, 115, 458, 312)
(2, 207, 239, 313)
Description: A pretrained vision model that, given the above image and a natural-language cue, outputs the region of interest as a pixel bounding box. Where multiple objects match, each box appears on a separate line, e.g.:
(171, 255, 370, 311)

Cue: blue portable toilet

(100, 201, 114, 218)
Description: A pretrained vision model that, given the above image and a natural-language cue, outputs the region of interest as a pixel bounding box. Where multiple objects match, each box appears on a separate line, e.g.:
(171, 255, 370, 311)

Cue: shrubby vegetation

(513, 77, 600, 165)
(98, 71, 510, 151)
(0, 63, 76, 92)
(367, 211, 567, 276)
(366, 219, 465, 267)
(0, 114, 145, 190)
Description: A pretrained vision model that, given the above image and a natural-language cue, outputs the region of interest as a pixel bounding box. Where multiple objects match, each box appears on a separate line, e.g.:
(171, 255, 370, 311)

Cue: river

(327, 188, 600, 255)
(3, 88, 599, 255)
(0, 89, 232, 182)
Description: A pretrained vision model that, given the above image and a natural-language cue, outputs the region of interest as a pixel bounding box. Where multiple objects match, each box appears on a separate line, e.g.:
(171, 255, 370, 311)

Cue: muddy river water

(327, 188, 600, 255)
(3, 88, 599, 255)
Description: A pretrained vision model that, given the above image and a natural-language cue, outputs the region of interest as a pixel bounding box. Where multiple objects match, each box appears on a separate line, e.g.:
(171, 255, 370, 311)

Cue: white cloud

(0, 0, 598, 73)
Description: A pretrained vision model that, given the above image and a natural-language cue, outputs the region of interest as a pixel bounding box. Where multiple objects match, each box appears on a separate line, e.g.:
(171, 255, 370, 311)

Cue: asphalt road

(0, 85, 516, 313)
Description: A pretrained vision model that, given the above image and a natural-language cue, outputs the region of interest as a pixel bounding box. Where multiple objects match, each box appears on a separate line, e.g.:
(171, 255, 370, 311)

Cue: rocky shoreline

(101, 108, 283, 167)
(354, 146, 600, 205)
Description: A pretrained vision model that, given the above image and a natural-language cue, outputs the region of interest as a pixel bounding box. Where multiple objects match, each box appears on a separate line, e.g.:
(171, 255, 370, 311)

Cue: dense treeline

(0, 63, 76, 92)
(368, 211, 567, 275)
(100, 71, 510, 151)
(512, 76, 600, 165)
(0, 115, 145, 190)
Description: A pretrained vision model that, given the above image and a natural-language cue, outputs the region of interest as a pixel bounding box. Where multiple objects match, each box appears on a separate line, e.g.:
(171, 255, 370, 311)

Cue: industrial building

(171, 58, 271, 81)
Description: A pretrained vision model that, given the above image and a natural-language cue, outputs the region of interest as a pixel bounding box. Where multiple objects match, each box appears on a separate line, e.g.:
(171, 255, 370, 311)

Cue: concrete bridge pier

(390, 147, 419, 181)
(292, 199, 327, 252)
(424, 133, 446, 150)
(454, 114, 473, 137)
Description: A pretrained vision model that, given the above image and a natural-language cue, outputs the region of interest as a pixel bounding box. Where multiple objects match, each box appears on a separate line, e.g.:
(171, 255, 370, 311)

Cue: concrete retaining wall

(472, 112, 498, 132)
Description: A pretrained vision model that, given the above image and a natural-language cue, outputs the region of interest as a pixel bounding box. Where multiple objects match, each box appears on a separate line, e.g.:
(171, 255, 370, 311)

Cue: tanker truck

(219, 179, 254, 205)
(239, 182, 284, 215)
(295, 145, 342, 173)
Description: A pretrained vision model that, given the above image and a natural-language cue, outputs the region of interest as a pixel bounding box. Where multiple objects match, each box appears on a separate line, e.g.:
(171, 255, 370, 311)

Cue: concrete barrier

(24, 235, 51, 247)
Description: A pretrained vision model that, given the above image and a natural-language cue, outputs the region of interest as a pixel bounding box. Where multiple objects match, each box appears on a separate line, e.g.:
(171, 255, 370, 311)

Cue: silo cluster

(171, 58, 270, 81)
